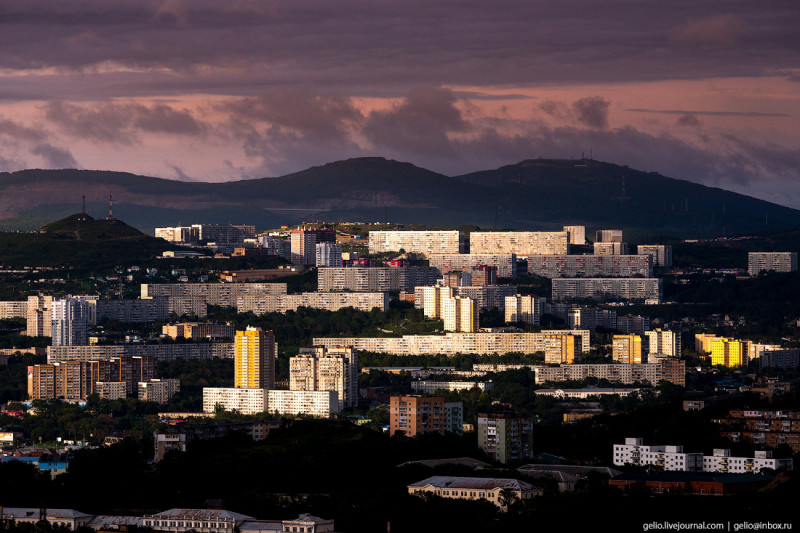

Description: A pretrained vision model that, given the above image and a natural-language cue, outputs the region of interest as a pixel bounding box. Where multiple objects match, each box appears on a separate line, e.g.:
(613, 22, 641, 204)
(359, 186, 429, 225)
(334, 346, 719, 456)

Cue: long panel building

(747, 252, 798, 276)
(527, 255, 652, 278)
(552, 278, 662, 303)
(141, 283, 287, 307)
(236, 292, 388, 314)
(428, 254, 518, 278)
(47, 343, 234, 363)
(369, 230, 465, 256)
(312, 330, 591, 356)
(534, 360, 685, 386)
(415, 285, 518, 311)
(318, 267, 438, 292)
(469, 231, 569, 257)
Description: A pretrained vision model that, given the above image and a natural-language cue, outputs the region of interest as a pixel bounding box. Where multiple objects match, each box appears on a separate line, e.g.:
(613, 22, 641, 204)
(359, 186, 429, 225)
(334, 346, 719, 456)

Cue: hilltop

(0, 158, 798, 238)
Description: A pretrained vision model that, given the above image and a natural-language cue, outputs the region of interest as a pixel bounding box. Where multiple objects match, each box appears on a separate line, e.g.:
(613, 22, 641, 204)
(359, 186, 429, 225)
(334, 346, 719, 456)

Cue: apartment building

(593, 242, 629, 256)
(713, 409, 800, 453)
(47, 343, 234, 363)
(637, 245, 673, 267)
(25, 295, 54, 337)
(504, 294, 545, 326)
(442, 296, 478, 333)
(138, 378, 181, 404)
(469, 231, 569, 257)
(551, 278, 662, 303)
(527, 255, 651, 278)
(563, 225, 586, 245)
(0, 300, 28, 320)
(202, 388, 267, 415)
(420, 285, 453, 319)
(95, 298, 170, 323)
(390, 395, 462, 436)
(236, 292, 388, 314)
(234, 327, 275, 389)
(428, 253, 517, 278)
(313, 330, 592, 356)
(613, 438, 703, 471)
(710, 338, 750, 367)
(95, 381, 127, 400)
(567, 307, 617, 331)
(289, 346, 358, 411)
(612, 334, 643, 364)
(291, 226, 336, 266)
(315, 242, 343, 267)
(477, 411, 534, 464)
(748, 252, 798, 276)
(411, 381, 494, 394)
(368, 230, 464, 256)
(28, 356, 157, 399)
(141, 283, 287, 307)
(51, 298, 90, 346)
(596, 229, 623, 243)
(543, 334, 579, 364)
(534, 360, 685, 386)
(266, 389, 340, 417)
(416, 284, 517, 312)
(645, 329, 682, 357)
(702, 449, 792, 474)
(317, 266, 439, 292)
(694, 333, 718, 354)
(162, 323, 235, 340)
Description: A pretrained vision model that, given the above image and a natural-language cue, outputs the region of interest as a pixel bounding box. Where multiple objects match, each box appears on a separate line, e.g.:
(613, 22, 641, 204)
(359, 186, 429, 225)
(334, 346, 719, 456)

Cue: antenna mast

(107, 194, 113, 220)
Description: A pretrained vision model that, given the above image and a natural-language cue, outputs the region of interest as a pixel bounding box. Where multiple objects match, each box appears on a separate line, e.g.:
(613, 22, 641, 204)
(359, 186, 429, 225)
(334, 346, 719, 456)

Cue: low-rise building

(407, 476, 541, 509)
(266, 389, 340, 418)
(202, 388, 267, 415)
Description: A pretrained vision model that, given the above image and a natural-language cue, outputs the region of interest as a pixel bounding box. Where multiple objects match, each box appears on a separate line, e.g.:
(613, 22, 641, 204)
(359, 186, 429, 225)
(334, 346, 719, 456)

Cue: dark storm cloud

(0, 0, 797, 100)
(628, 108, 789, 117)
(43, 101, 207, 143)
(31, 143, 79, 168)
(676, 114, 701, 127)
(572, 97, 610, 129)
(363, 86, 469, 157)
(0, 117, 47, 142)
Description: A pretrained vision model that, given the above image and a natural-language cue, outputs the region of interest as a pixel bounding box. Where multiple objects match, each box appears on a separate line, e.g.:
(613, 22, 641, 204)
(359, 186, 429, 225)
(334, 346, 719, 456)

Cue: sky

(0, 1, 799, 206)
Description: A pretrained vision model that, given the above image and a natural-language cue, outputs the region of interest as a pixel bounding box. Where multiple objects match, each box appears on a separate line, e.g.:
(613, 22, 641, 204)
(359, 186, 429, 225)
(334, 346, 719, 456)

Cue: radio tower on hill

(107, 194, 114, 220)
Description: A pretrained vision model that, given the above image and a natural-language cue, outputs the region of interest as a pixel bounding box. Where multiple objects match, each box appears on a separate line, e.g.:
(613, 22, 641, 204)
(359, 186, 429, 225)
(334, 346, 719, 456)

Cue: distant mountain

(1, 158, 798, 238)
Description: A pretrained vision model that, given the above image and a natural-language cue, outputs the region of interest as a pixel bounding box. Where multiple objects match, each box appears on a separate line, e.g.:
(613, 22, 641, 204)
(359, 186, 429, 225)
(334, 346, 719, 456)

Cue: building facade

(504, 294, 544, 326)
(428, 253, 517, 278)
(552, 278, 662, 303)
(317, 266, 439, 292)
(612, 334, 643, 364)
(528, 255, 651, 278)
(234, 327, 276, 389)
(637, 245, 673, 267)
(368, 230, 464, 256)
(289, 346, 358, 411)
(748, 252, 798, 276)
(469, 231, 569, 257)
(51, 298, 90, 346)
(477, 411, 534, 464)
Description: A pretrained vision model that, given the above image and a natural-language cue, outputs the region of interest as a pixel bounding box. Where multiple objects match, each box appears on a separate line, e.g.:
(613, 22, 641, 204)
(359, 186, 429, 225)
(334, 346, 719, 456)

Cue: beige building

(47, 343, 234, 363)
(612, 334, 643, 364)
(26, 295, 54, 337)
(595, 229, 623, 243)
(469, 231, 569, 257)
(534, 361, 685, 386)
(645, 329, 681, 357)
(637, 244, 673, 267)
(0, 300, 28, 320)
(368, 230, 464, 256)
(138, 378, 182, 404)
(544, 334, 579, 364)
(236, 292, 388, 314)
(694, 333, 718, 354)
(593, 242, 629, 256)
(407, 476, 541, 509)
(442, 296, 478, 332)
(563, 225, 586, 245)
(162, 323, 235, 340)
(313, 329, 591, 356)
(428, 253, 517, 278)
(95, 381, 127, 400)
(289, 346, 358, 411)
(421, 285, 453, 319)
(748, 252, 798, 276)
(504, 294, 544, 326)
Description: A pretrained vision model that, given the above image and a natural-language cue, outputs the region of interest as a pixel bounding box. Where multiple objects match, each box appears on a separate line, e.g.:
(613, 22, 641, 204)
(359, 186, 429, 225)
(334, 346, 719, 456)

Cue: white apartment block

(645, 329, 681, 357)
(289, 346, 358, 411)
(236, 292, 388, 314)
(613, 438, 703, 471)
(702, 449, 793, 473)
(51, 298, 90, 346)
(368, 230, 465, 256)
(142, 283, 287, 307)
(47, 343, 234, 363)
(563, 225, 586, 245)
(637, 245, 673, 267)
(138, 378, 181, 404)
(551, 278, 662, 303)
(442, 296, 478, 332)
(317, 267, 439, 292)
(748, 252, 798, 276)
(593, 242, 629, 256)
(95, 381, 127, 400)
(420, 286, 453, 319)
(416, 285, 517, 312)
(534, 363, 667, 386)
(266, 389, 340, 418)
(527, 255, 652, 278)
(0, 300, 28, 320)
(411, 381, 494, 393)
(315, 242, 343, 267)
(202, 388, 267, 415)
(312, 330, 591, 356)
(428, 254, 518, 278)
(505, 295, 545, 326)
(469, 231, 569, 257)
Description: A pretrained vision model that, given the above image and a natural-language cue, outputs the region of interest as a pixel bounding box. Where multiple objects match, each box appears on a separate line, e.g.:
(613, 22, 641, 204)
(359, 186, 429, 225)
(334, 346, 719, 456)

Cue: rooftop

(408, 476, 536, 491)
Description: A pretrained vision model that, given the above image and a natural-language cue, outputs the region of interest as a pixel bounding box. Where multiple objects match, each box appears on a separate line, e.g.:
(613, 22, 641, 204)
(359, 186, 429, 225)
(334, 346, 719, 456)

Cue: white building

(315, 242, 343, 267)
(51, 298, 90, 346)
(748, 252, 798, 276)
(563, 225, 586, 245)
(442, 296, 478, 332)
(202, 388, 267, 415)
(637, 245, 673, 267)
(702, 449, 793, 474)
(469, 231, 569, 257)
(428, 253, 518, 278)
(290, 346, 358, 411)
(138, 378, 182, 404)
(318, 266, 439, 292)
(504, 294, 544, 326)
(552, 278, 662, 303)
(645, 329, 681, 357)
(613, 438, 703, 471)
(368, 230, 465, 256)
(266, 390, 340, 418)
(411, 380, 494, 393)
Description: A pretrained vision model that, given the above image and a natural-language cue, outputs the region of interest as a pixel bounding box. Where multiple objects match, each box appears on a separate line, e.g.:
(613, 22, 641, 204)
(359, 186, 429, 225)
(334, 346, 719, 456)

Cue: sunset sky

(1, 1, 799, 206)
